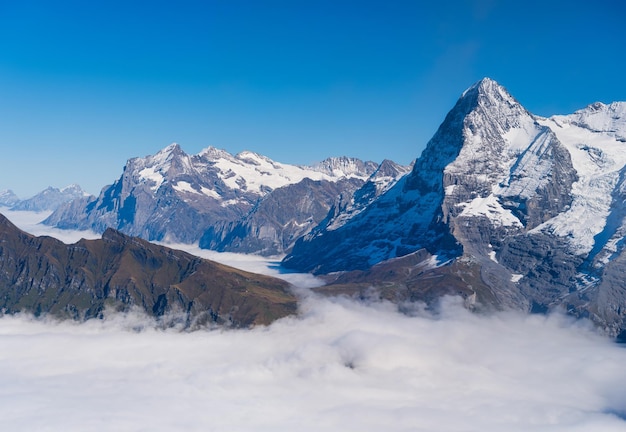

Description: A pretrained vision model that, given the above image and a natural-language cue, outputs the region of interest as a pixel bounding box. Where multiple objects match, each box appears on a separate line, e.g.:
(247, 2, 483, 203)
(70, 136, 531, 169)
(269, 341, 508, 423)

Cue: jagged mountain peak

(130, 144, 196, 191)
(455, 78, 534, 132)
(284, 78, 574, 275)
(578, 100, 626, 114)
(572, 100, 626, 121)
(101, 227, 128, 243)
(372, 159, 410, 179)
(60, 183, 89, 195)
(199, 146, 233, 160)
(442, 79, 539, 167)
(148, 142, 186, 163)
(402, 78, 536, 198)
(161, 142, 182, 153)
(312, 156, 378, 178)
(143, 143, 186, 166)
(35, 184, 87, 197)
(467, 77, 528, 114)
(0, 190, 19, 207)
(462, 77, 512, 101)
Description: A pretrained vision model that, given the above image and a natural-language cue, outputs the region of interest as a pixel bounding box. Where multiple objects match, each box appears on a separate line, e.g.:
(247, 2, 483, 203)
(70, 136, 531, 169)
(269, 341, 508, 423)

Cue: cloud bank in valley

(0, 297, 625, 431)
(0, 209, 101, 244)
(0, 211, 625, 431)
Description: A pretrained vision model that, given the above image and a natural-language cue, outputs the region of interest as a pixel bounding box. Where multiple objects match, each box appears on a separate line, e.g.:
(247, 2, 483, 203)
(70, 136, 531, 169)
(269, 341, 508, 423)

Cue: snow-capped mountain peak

(235, 150, 274, 166)
(10, 184, 91, 212)
(284, 77, 576, 273)
(0, 189, 20, 207)
(133, 143, 200, 192)
(61, 183, 91, 197)
(462, 77, 507, 99)
(312, 156, 379, 179)
(436, 78, 553, 231)
(198, 145, 232, 160)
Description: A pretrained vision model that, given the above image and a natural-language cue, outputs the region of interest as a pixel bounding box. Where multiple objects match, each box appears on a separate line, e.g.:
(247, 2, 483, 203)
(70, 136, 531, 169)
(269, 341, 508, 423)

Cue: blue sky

(1, 0, 625, 197)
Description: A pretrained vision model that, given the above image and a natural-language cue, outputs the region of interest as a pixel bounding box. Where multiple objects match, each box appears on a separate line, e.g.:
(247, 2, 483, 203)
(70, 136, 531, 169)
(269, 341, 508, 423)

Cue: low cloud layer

(0, 211, 625, 431)
(0, 208, 101, 243)
(0, 297, 625, 431)
(160, 241, 325, 288)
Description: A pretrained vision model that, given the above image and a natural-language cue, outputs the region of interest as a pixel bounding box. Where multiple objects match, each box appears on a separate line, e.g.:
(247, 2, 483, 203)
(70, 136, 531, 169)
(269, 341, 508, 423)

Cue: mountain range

(1, 184, 91, 212)
(44, 145, 389, 254)
(4, 77, 626, 336)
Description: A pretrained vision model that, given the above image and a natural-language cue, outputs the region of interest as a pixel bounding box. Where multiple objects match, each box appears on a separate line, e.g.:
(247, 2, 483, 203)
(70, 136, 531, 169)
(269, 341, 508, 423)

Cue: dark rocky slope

(0, 214, 296, 327)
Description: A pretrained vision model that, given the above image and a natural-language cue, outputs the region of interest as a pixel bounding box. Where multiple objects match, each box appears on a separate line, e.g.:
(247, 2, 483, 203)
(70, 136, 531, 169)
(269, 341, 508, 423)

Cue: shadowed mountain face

(199, 177, 367, 255)
(0, 214, 296, 327)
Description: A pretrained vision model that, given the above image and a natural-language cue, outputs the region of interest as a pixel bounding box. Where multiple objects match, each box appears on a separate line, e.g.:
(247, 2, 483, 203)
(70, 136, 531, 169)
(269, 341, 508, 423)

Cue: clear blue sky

(1, 0, 625, 197)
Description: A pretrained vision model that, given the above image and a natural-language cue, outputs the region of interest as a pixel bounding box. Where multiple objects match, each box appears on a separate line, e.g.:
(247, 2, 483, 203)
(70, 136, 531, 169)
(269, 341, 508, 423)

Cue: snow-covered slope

(312, 156, 380, 179)
(196, 155, 406, 256)
(534, 103, 626, 259)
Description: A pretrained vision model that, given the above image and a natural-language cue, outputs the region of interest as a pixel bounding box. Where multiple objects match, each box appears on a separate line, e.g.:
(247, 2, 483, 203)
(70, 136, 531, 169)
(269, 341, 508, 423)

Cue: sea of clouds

(1, 209, 626, 431)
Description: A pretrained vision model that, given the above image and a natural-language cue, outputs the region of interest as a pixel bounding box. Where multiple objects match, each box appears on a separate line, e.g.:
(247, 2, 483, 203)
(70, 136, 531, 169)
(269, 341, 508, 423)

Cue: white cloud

(158, 241, 325, 288)
(0, 208, 100, 243)
(1, 210, 625, 430)
(0, 296, 624, 431)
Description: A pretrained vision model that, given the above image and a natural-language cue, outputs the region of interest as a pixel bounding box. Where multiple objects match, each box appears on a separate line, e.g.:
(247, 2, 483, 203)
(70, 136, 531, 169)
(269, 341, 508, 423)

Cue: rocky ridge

(0, 213, 296, 326)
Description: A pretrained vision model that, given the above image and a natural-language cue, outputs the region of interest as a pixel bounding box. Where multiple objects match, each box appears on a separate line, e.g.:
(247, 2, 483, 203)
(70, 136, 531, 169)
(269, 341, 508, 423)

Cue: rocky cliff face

(200, 177, 366, 255)
(0, 214, 296, 327)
